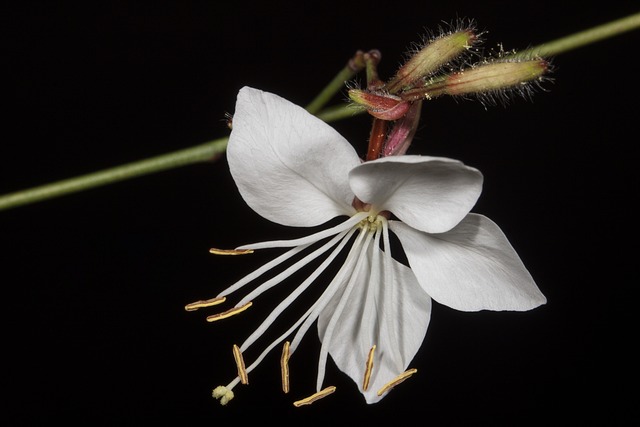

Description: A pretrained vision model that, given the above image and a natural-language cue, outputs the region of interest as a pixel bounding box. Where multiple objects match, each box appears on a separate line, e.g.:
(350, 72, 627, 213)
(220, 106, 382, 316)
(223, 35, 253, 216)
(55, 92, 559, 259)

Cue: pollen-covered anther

(362, 345, 376, 391)
(232, 344, 249, 385)
(206, 302, 253, 322)
(376, 368, 418, 396)
(281, 341, 291, 393)
(209, 248, 254, 255)
(184, 296, 226, 311)
(292, 386, 337, 407)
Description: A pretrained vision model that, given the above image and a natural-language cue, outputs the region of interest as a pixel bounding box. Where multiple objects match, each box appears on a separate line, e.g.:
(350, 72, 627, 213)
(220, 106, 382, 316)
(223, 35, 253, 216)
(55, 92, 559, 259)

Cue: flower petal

(390, 214, 547, 311)
(349, 155, 483, 233)
(317, 245, 431, 404)
(227, 87, 361, 227)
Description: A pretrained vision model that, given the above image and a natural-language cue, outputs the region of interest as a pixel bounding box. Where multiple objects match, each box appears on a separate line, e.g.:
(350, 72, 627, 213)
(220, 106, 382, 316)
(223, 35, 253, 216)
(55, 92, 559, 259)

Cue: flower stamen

(184, 296, 226, 311)
(362, 345, 376, 391)
(292, 386, 337, 407)
(232, 344, 249, 384)
(206, 302, 253, 322)
(281, 341, 291, 393)
(376, 368, 418, 396)
(209, 248, 254, 255)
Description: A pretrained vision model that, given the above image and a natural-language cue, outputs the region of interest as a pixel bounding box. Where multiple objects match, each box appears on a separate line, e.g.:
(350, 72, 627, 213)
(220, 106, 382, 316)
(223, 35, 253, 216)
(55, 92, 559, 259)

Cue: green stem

(305, 64, 360, 114)
(515, 11, 640, 58)
(2, 11, 640, 212)
(316, 104, 365, 123)
(0, 138, 229, 211)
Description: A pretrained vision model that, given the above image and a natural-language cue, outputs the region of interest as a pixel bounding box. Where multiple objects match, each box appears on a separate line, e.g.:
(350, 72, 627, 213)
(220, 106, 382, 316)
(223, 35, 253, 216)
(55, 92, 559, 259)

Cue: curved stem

(1, 11, 639, 212)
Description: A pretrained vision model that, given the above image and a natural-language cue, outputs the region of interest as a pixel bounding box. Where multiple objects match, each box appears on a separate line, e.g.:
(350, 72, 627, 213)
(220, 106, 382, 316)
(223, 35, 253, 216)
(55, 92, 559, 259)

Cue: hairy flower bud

(444, 59, 549, 95)
(386, 30, 477, 93)
(403, 58, 550, 101)
(348, 89, 410, 120)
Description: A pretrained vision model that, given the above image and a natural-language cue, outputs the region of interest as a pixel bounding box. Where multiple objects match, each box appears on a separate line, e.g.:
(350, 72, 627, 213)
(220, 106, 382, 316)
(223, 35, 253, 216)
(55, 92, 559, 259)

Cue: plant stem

(0, 138, 228, 211)
(515, 11, 640, 58)
(2, 11, 639, 212)
(305, 62, 360, 114)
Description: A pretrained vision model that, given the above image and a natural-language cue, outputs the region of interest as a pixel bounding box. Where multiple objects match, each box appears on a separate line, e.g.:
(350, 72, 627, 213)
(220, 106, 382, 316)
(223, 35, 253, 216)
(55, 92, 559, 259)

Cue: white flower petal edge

(349, 155, 483, 233)
(390, 214, 547, 311)
(227, 86, 361, 227)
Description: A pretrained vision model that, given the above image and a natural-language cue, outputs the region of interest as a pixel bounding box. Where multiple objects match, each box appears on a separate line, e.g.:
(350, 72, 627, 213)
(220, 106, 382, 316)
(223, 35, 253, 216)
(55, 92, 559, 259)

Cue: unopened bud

(405, 58, 550, 100)
(445, 59, 549, 95)
(386, 30, 477, 93)
(349, 89, 410, 120)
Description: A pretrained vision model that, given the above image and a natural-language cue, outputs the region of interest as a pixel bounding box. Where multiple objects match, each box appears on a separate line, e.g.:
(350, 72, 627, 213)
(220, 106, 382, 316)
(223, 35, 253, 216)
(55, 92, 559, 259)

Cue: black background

(3, 1, 638, 425)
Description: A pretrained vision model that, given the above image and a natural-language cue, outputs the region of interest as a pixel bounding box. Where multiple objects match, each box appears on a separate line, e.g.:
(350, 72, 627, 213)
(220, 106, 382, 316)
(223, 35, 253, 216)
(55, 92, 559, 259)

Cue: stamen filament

(232, 344, 249, 384)
(241, 304, 310, 378)
(216, 245, 309, 299)
(316, 225, 376, 391)
(228, 227, 361, 394)
(206, 302, 253, 322)
(237, 212, 369, 251)
(238, 228, 355, 352)
(363, 345, 376, 391)
(238, 229, 361, 381)
(281, 341, 290, 393)
(289, 227, 368, 353)
(209, 248, 254, 255)
(292, 386, 336, 407)
(184, 296, 226, 311)
(236, 229, 349, 308)
(376, 368, 417, 396)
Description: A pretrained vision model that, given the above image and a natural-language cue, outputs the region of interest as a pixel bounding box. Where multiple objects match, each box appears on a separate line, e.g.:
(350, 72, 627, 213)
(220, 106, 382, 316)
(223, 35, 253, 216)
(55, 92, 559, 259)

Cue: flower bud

(348, 89, 410, 120)
(405, 59, 550, 101)
(386, 30, 477, 93)
(443, 59, 549, 96)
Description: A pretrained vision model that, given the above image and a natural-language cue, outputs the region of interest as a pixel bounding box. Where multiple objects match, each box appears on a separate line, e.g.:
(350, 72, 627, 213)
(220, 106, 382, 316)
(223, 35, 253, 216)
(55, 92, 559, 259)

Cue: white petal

(227, 87, 361, 227)
(317, 244, 431, 404)
(349, 155, 483, 233)
(390, 214, 547, 311)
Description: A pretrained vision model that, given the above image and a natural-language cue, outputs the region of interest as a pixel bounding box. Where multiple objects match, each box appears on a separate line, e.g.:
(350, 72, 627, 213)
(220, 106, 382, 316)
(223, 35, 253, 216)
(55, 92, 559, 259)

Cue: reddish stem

(366, 118, 388, 161)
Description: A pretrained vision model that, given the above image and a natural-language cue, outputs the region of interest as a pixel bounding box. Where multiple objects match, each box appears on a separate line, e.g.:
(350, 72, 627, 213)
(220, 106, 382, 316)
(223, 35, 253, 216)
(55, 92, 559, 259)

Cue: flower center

(359, 214, 385, 232)
(353, 196, 391, 221)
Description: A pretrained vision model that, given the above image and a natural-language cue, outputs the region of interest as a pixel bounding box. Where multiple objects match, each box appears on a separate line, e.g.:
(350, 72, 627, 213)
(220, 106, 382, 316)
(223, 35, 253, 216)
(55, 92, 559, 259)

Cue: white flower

(189, 86, 546, 406)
